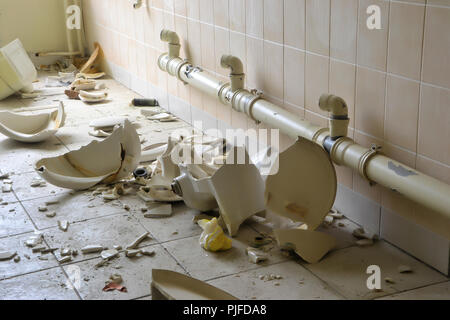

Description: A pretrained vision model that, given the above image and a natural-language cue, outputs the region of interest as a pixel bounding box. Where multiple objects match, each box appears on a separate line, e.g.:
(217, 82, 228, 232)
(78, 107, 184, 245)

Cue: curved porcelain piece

(151, 269, 238, 300)
(35, 120, 141, 190)
(265, 139, 337, 231)
(0, 101, 65, 143)
(174, 146, 265, 236)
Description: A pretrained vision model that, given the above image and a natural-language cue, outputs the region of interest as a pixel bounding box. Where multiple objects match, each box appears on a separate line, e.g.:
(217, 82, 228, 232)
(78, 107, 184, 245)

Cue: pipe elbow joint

(220, 55, 245, 92)
(319, 94, 350, 140)
(160, 29, 181, 58)
(221, 55, 244, 75)
(319, 94, 348, 117)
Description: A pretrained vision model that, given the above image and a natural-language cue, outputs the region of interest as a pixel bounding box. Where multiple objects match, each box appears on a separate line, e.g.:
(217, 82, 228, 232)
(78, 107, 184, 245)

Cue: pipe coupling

(358, 144, 382, 182)
(231, 90, 262, 121)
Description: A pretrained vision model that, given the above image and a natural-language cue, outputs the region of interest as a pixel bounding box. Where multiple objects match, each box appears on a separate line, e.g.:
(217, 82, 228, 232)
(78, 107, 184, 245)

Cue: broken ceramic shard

(151, 269, 238, 300)
(246, 247, 268, 264)
(32, 246, 46, 253)
(89, 129, 111, 138)
(1, 184, 11, 193)
(148, 112, 177, 122)
(101, 249, 119, 260)
(77, 72, 105, 80)
(140, 143, 167, 163)
(125, 249, 142, 257)
(58, 256, 72, 264)
(126, 232, 150, 250)
(141, 249, 155, 257)
(0, 251, 17, 261)
(323, 215, 334, 226)
(265, 139, 337, 231)
(60, 248, 72, 256)
(274, 229, 336, 264)
(174, 146, 265, 236)
(35, 120, 141, 190)
(81, 245, 104, 254)
(79, 90, 108, 103)
(57, 220, 69, 232)
(45, 211, 56, 218)
(329, 209, 344, 219)
(137, 179, 182, 203)
(143, 204, 172, 218)
(352, 227, 379, 241)
(25, 233, 43, 247)
(30, 178, 46, 187)
(197, 218, 232, 252)
(0, 102, 65, 143)
(398, 265, 413, 274)
(70, 78, 97, 91)
(89, 117, 127, 132)
(356, 239, 374, 247)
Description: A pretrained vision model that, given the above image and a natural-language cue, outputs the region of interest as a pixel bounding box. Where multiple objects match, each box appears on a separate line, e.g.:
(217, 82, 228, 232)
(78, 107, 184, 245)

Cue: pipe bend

(220, 55, 244, 75)
(160, 29, 181, 58)
(319, 94, 348, 118)
(160, 29, 180, 45)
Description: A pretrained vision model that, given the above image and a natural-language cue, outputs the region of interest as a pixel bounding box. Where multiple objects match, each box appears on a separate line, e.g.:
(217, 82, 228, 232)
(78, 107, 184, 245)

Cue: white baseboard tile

(168, 95, 192, 123)
(130, 74, 148, 97)
(191, 105, 218, 134)
(381, 207, 450, 275)
(334, 184, 381, 235)
(109, 63, 131, 89)
(146, 82, 169, 111)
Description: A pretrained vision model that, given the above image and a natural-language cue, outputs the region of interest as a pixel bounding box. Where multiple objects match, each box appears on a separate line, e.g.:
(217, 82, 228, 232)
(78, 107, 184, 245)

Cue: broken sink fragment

(35, 120, 141, 190)
(274, 229, 336, 264)
(0, 101, 65, 143)
(151, 269, 238, 300)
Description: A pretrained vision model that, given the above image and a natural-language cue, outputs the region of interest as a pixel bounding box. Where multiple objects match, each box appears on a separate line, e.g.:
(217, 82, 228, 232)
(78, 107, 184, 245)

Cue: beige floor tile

(163, 225, 289, 281)
(44, 214, 155, 264)
(10, 172, 71, 202)
(22, 192, 127, 230)
(0, 203, 34, 238)
(0, 95, 25, 111)
(0, 267, 79, 300)
(131, 202, 203, 243)
(305, 241, 448, 300)
(0, 136, 68, 174)
(0, 183, 19, 204)
(63, 244, 184, 300)
(379, 281, 450, 300)
(0, 232, 59, 280)
(208, 261, 344, 300)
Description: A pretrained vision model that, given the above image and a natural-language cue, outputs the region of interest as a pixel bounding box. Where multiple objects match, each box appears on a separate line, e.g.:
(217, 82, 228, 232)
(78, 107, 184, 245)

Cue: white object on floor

(0, 39, 37, 100)
(35, 120, 141, 190)
(0, 101, 65, 143)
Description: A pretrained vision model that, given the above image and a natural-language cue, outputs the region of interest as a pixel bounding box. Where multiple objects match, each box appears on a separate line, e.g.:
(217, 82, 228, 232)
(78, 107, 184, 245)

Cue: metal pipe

(74, 0, 86, 57)
(157, 29, 450, 231)
(63, 0, 76, 56)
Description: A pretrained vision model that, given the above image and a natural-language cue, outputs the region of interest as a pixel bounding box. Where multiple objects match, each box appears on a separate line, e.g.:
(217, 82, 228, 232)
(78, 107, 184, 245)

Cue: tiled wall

(82, 0, 450, 272)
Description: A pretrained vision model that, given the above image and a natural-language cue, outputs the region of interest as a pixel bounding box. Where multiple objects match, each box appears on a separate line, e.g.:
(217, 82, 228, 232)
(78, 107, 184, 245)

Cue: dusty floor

(0, 72, 449, 300)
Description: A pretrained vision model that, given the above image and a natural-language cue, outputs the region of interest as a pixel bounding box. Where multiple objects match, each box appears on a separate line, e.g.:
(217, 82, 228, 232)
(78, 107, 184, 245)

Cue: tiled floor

(0, 73, 448, 300)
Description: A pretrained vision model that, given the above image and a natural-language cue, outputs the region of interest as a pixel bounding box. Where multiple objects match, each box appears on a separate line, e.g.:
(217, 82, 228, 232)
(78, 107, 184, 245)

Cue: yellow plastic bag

(197, 218, 232, 252)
